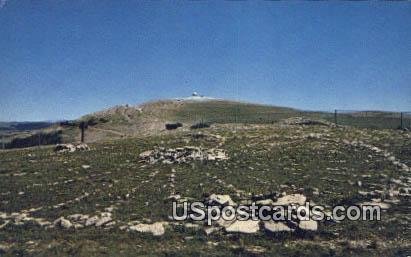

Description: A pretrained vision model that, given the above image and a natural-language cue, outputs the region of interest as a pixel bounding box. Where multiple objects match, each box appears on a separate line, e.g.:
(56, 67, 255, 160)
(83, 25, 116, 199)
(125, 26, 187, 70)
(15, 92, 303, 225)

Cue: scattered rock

(75, 143, 90, 151)
(55, 143, 90, 153)
(225, 220, 260, 234)
(360, 201, 391, 210)
(298, 220, 318, 231)
(245, 245, 266, 254)
(139, 146, 228, 164)
(272, 194, 307, 206)
(184, 223, 200, 230)
(129, 222, 168, 236)
(85, 216, 99, 226)
(264, 221, 294, 233)
(207, 194, 236, 206)
(281, 117, 332, 127)
(95, 217, 112, 227)
(54, 217, 72, 229)
(204, 226, 221, 235)
(54, 144, 76, 153)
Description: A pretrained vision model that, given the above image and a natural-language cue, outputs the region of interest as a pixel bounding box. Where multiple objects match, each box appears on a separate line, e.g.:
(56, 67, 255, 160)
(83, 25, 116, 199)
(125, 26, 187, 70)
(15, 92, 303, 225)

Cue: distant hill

(1, 98, 408, 149)
(0, 121, 54, 132)
(75, 99, 304, 142)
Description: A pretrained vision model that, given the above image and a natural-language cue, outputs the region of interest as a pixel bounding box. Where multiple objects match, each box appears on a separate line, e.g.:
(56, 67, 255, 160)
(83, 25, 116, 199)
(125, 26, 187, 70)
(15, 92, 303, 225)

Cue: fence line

(0, 109, 410, 150)
(176, 108, 411, 130)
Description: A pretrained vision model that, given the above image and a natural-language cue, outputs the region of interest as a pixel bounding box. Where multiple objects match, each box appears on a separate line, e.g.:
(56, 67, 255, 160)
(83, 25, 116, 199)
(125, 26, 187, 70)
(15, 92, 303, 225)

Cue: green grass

(0, 124, 410, 256)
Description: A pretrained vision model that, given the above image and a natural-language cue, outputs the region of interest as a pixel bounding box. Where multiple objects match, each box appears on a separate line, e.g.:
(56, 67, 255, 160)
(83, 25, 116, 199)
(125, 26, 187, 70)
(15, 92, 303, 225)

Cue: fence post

(38, 133, 41, 148)
(80, 122, 85, 143)
(1, 135, 4, 150)
(334, 109, 338, 126)
(400, 112, 403, 129)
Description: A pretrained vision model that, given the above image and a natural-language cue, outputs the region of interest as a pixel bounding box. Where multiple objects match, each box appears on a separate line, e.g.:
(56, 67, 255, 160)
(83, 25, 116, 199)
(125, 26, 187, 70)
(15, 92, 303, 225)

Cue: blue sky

(1, 1, 410, 121)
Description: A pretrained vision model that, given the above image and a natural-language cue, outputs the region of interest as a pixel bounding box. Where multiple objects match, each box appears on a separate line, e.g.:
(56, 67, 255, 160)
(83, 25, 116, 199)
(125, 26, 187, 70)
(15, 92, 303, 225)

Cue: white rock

(75, 144, 90, 151)
(184, 223, 200, 229)
(85, 216, 99, 226)
(95, 217, 112, 227)
(272, 194, 307, 206)
(54, 144, 76, 153)
(360, 201, 391, 210)
(139, 150, 153, 158)
(54, 217, 72, 229)
(208, 194, 236, 206)
(264, 221, 294, 232)
(129, 222, 168, 236)
(204, 226, 221, 235)
(225, 220, 260, 234)
(298, 220, 318, 231)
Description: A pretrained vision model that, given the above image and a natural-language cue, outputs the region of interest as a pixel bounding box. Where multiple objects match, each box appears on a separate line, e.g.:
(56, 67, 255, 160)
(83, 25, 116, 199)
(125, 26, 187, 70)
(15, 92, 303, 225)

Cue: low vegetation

(0, 117, 410, 256)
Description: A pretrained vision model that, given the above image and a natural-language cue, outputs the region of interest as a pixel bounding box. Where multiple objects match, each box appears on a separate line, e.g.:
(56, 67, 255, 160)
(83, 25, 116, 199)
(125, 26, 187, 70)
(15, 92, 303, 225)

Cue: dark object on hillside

(5, 130, 63, 149)
(398, 126, 409, 132)
(190, 122, 211, 129)
(165, 123, 183, 130)
(79, 122, 88, 142)
(59, 120, 77, 127)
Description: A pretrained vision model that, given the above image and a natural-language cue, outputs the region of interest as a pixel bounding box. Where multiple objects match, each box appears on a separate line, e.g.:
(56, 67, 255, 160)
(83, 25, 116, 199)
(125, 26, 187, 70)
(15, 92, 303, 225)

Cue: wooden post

(400, 112, 403, 129)
(80, 122, 85, 143)
(334, 109, 338, 126)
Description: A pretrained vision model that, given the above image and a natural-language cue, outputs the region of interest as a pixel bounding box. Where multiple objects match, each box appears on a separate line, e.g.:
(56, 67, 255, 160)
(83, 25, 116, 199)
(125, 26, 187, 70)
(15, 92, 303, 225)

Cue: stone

(75, 144, 90, 151)
(225, 220, 260, 234)
(54, 217, 72, 229)
(54, 144, 76, 153)
(139, 146, 228, 164)
(272, 194, 307, 206)
(204, 226, 221, 235)
(95, 217, 112, 227)
(360, 201, 390, 210)
(129, 222, 168, 236)
(215, 218, 235, 228)
(245, 246, 266, 254)
(208, 194, 236, 206)
(139, 150, 153, 159)
(184, 223, 200, 229)
(85, 216, 99, 226)
(0, 220, 10, 230)
(264, 221, 294, 232)
(298, 220, 318, 231)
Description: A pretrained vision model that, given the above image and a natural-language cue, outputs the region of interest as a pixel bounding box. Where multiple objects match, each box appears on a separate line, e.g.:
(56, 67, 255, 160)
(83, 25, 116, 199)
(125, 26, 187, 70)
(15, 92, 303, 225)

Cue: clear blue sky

(1, 1, 410, 121)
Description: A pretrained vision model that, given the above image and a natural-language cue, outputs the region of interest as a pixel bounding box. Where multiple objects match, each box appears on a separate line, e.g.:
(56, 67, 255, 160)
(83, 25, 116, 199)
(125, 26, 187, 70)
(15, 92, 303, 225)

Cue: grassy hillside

(0, 122, 410, 256)
(1, 99, 409, 149)
(73, 100, 306, 143)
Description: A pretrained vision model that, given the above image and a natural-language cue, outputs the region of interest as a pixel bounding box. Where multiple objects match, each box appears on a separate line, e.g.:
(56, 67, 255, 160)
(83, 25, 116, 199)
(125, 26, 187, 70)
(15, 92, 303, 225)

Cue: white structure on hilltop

(175, 92, 216, 102)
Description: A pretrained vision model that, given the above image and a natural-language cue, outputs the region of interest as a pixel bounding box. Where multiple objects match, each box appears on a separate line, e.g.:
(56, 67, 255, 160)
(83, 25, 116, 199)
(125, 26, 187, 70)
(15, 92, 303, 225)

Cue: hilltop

(76, 98, 299, 141)
(1, 97, 408, 149)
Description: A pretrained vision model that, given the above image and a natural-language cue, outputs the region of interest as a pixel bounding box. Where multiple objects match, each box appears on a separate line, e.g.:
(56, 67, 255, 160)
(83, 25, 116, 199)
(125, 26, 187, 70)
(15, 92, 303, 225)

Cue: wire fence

(333, 110, 411, 130)
(1, 110, 410, 150)
(176, 108, 411, 130)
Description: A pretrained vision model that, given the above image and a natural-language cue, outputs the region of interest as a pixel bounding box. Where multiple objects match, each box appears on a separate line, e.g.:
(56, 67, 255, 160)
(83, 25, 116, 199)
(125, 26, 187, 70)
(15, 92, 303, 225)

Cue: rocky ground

(0, 120, 410, 256)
